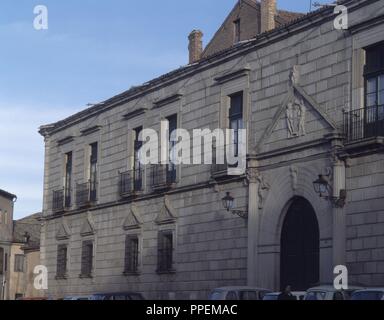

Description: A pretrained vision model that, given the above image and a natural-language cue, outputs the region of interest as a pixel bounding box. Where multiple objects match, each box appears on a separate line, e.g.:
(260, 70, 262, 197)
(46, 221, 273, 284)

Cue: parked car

(351, 289, 384, 301)
(263, 291, 306, 301)
(304, 285, 363, 301)
(63, 296, 94, 300)
(92, 292, 145, 300)
(63, 292, 145, 300)
(209, 287, 272, 300)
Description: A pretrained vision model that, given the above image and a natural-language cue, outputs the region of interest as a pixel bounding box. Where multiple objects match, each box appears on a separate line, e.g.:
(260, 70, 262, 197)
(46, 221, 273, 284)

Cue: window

(89, 143, 98, 202)
(0, 248, 3, 275)
(229, 92, 244, 157)
(80, 241, 93, 277)
(64, 152, 72, 207)
(133, 127, 143, 191)
(167, 115, 178, 184)
(124, 235, 139, 274)
(234, 19, 241, 43)
(364, 43, 384, 135)
(56, 244, 68, 278)
(14, 254, 25, 273)
(157, 231, 174, 273)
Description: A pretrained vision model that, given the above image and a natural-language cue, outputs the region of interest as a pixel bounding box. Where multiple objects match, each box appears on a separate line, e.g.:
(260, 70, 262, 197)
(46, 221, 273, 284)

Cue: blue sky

(0, 1, 311, 219)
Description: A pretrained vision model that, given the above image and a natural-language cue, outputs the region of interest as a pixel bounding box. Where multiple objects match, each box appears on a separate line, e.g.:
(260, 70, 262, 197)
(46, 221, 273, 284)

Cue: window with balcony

(64, 152, 72, 208)
(89, 143, 98, 202)
(120, 127, 143, 196)
(345, 42, 384, 143)
(152, 115, 177, 189)
(76, 143, 98, 208)
(212, 92, 244, 177)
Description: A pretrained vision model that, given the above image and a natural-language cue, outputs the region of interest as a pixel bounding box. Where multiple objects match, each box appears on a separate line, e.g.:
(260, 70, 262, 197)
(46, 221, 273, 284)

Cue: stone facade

(39, 0, 384, 299)
(0, 190, 42, 300)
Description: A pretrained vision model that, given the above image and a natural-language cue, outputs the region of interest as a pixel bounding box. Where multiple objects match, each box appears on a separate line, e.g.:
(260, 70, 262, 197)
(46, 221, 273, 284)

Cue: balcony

(119, 169, 144, 197)
(52, 189, 71, 213)
(52, 189, 64, 213)
(76, 181, 97, 208)
(151, 165, 177, 191)
(344, 105, 384, 145)
(211, 145, 230, 179)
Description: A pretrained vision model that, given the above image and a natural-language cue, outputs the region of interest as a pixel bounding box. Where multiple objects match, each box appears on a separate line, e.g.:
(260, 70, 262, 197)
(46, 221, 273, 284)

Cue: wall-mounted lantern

(313, 175, 347, 208)
(221, 192, 248, 219)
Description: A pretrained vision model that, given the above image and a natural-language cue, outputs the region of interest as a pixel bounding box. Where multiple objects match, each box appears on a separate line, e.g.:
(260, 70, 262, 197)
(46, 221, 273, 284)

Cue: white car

(209, 287, 272, 300)
(263, 291, 306, 301)
(351, 289, 384, 300)
(304, 285, 363, 301)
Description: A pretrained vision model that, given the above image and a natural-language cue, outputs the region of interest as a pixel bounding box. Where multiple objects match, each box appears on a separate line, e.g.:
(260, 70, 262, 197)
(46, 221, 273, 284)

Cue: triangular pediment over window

(155, 197, 178, 225)
(80, 214, 95, 237)
(56, 219, 71, 240)
(123, 205, 142, 230)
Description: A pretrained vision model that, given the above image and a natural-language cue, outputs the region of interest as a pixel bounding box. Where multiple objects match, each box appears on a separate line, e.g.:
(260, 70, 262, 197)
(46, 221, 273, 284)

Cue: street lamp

(221, 192, 248, 219)
(313, 174, 347, 208)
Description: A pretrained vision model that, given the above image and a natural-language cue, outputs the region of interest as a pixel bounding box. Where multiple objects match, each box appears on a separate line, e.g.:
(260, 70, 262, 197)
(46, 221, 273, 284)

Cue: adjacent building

(39, 0, 384, 299)
(0, 189, 42, 300)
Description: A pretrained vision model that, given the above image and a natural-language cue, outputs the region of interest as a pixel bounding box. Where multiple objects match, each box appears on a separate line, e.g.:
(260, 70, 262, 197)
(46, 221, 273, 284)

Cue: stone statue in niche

(290, 166, 299, 191)
(286, 98, 306, 138)
(257, 174, 270, 210)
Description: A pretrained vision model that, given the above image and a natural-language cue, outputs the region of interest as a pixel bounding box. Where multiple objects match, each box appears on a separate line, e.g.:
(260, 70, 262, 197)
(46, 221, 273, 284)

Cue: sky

(0, 0, 312, 219)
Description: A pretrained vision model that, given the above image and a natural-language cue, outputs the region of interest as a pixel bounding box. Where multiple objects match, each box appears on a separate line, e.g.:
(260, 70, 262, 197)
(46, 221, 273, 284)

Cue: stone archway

(280, 197, 320, 291)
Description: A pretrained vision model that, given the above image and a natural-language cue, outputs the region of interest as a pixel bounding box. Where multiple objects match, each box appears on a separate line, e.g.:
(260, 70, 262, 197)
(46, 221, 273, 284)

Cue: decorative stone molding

(289, 65, 300, 86)
(155, 196, 178, 225)
(246, 167, 260, 184)
(123, 205, 142, 230)
(80, 213, 95, 237)
(56, 218, 71, 241)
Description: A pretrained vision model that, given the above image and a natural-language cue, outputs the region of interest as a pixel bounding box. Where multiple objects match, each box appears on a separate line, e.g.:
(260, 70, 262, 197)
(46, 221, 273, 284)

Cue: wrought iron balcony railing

(52, 189, 64, 212)
(151, 165, 177, 189)
(76, 181, 97, 208)
(52, 188, 72, 213)
(119, 169, 144, 197)
(211, 145, 229, 178)
(344, 105, 384, 143)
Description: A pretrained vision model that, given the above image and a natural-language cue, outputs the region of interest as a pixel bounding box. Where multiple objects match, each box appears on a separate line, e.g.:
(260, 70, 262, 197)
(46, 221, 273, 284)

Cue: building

(0, 189, 42, 300)
(39, 0, 384, 299)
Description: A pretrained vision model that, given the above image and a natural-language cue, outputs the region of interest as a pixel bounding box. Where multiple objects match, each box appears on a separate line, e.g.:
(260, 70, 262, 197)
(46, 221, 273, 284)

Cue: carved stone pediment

(80, 213, 95, 237)
(56, 218, 71, 241)
(255, 84, 337, 155)
(123, 205, 142, 230)
(155, 196, 178, 225)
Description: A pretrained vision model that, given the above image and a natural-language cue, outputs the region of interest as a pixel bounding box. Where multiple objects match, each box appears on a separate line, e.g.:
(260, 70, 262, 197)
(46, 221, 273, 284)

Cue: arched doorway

(280, 197, 320, 291)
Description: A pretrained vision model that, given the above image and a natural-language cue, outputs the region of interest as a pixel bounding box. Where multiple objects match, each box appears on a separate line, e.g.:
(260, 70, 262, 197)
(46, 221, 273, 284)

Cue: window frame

(157, 230, 175, 274)
(14, 254, 25, 273)
(56, 244, 68, 279)
(80, 240, 94, 278)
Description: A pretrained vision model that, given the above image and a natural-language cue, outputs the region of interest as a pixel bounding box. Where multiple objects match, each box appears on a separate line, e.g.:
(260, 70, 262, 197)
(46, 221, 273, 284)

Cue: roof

(39, 0, 357, 136)
(13, 212, 42, 249)
(0, 189, 17, 201)
(201, 0, 304, 59)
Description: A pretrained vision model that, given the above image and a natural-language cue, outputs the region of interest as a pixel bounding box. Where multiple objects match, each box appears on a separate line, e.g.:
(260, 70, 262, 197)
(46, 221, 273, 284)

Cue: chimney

(188, 30, 203, 64)
(261, 0, 276, 33)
